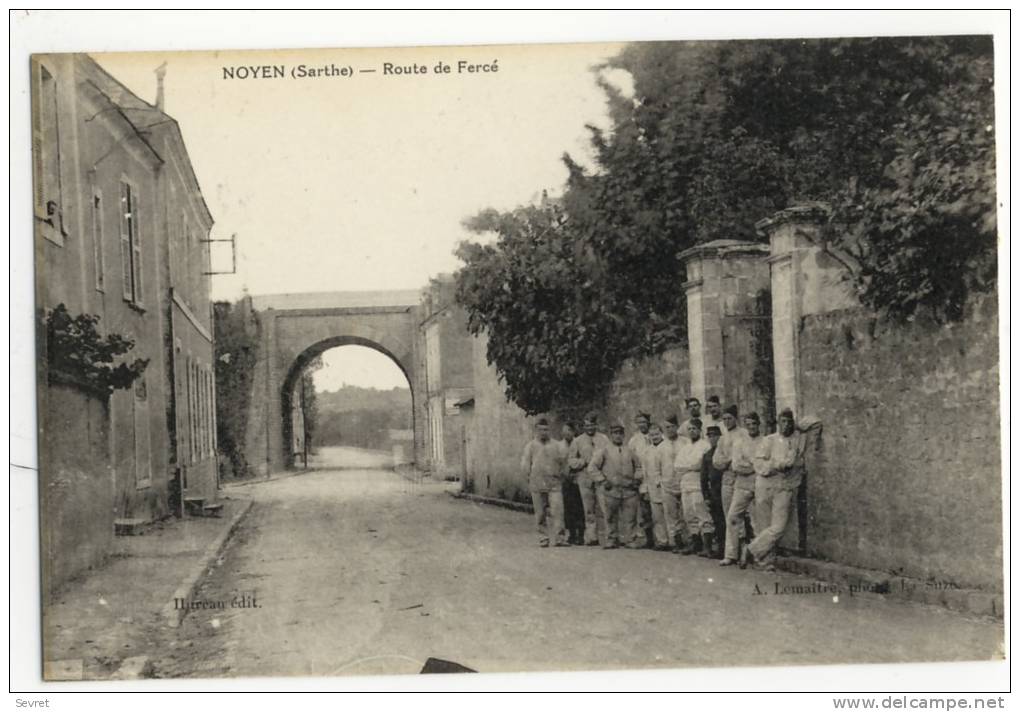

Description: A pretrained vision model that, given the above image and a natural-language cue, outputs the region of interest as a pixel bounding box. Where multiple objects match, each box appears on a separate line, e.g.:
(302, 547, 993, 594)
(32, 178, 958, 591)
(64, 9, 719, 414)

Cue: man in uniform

(588, 422, 643, 549)
(559, 421, 586, 545)
(567, 412, 611, 546)
(702, 395, 725, 433)
(702, 425, 725, 558)
(629, 411, 654, 548)
(640, 423, 670, 550)
(656, 414, 689, 553)
(716, 412, 762, 567)
(673, 419, 715, 556)
(680, 398, 702, 435)
(708, 405, 745, 554)
(521, 417, 569, 547)
(747, 408, 805, 571)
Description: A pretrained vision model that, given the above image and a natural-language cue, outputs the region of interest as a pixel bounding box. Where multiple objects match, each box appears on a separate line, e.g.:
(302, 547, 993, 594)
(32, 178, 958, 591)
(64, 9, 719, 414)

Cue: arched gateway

(242, 290, 423, 475)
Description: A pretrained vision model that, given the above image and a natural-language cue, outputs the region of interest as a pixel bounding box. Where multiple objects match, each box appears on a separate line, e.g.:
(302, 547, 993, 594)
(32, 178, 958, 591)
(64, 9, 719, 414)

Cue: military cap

(724, 404, 739, 417)
(706, 425, 722, 435)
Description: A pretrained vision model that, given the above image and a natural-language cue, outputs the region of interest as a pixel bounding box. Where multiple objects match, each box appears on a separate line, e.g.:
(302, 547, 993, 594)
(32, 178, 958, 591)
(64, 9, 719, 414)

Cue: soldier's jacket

(521, 438, 567, 493)
(673, 438, 712, 492)
(588, 443, 643, 497)
(654, 436, 685, 495)
(712, 427, 751, 472)
(640, 441, 665, 503)
(567, 431, 611, 478)
(726, 431, 763, 491)
(753, 431, 805, 491)
(628, 432, 652, 459)
(701, 414, 725, 434)
(701, 445, 721, 501)
(628, 431, 652, 494)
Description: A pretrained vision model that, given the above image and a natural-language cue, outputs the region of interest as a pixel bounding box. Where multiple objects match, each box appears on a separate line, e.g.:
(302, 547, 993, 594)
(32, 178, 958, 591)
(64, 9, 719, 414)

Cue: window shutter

(131, 195, 143, 305)
(31, 63, 44, 215)
(119, 182, 132, 300)
(92, 192, 104, 290)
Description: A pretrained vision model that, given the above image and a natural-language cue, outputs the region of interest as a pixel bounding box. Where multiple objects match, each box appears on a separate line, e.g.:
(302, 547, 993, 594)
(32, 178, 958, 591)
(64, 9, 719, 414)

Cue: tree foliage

(213, 300, 260, 478)
(298, 356, 322, 448)
(455, 36, 997, 413)
(44, 304, 149, 395)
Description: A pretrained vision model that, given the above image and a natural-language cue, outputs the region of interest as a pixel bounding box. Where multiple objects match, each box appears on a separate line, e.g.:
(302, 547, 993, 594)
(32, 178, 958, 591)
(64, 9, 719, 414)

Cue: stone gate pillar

(756, 205, 858, 418)
(679, 240, 770, 409)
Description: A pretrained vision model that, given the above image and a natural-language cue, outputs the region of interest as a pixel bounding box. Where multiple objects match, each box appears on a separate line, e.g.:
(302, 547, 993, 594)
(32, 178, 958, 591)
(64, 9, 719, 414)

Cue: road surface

(150, 451, 1004, 678)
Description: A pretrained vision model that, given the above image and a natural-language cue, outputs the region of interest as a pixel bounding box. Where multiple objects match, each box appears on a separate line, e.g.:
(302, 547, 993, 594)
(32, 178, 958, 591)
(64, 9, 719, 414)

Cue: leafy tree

(456, 36, 996, 413)
(213, 299, 259, 478)
(44, 304, 148, 395)
(456, 202, 645, 414)
(820, 38, 997, 321)
(298, 356, 322, 449)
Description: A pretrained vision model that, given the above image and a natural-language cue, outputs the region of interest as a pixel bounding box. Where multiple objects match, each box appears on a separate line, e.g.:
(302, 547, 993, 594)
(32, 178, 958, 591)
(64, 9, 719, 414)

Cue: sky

(93, 42, 627, 391)
(313, 345, 410, 392)
(93, 43, 626, 303)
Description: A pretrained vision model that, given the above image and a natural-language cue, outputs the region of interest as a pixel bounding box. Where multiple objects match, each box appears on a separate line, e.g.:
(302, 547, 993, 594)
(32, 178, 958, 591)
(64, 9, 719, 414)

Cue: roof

(250, 290, 421, 312)
(76, 54, 214, 227)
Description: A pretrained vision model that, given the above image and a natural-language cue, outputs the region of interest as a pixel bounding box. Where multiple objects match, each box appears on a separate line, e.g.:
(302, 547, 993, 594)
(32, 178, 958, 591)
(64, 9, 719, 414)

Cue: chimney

(154, 62, 167, 111)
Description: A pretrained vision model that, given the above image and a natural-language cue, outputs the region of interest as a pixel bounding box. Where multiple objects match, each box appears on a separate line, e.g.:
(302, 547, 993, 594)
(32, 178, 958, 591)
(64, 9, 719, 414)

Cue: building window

(188, 358, 198, 463)
(198, 365, 206, 460)
(208, 369, 217, 454)
(91, 189, 105, 291)
(119, 181, 143, 306)
(134, 377, 152, 489)
(179, 211, 189, 301)
(205, 369, 214, 457)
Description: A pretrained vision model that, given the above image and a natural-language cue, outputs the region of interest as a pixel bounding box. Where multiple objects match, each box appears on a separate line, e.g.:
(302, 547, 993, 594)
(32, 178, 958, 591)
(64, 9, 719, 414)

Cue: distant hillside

(318, 385, 412, 416)
(315, 385, 412, 449)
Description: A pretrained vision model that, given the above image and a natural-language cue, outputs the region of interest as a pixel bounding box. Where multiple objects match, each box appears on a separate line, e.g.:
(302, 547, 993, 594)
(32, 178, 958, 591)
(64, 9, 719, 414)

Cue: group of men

(519, 396, 807, 571)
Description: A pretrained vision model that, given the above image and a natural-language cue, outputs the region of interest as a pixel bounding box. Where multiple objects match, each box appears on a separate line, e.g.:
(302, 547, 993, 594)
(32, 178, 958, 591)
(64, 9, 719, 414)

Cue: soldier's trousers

(708, 470, 726, 541)
(747, 479, 794, 564)
(649, 498, 669, 547)
(530, 489, 567, 545)
(724, 485, 755, 560)
(637, 493, 654, 543)
(576, 474, 605, 544)
(597, 489, 638, 546)
(562, 479, 586, 543)
(661, 490, 688, 547)
(681, 486, 715, 536)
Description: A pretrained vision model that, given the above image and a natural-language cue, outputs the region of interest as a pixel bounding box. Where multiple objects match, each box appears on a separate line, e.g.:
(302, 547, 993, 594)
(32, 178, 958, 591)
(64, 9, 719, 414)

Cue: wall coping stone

(754, 203, 831, 236)
(677, 239, 770, 264)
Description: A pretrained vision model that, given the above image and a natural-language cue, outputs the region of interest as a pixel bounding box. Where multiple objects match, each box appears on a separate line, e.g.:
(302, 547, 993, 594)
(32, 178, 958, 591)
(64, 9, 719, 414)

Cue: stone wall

(40, 382, 114, 598)
(799, 293, 1001, 590)
(463, 332, 692, 503)
(462, 332, 536, 503)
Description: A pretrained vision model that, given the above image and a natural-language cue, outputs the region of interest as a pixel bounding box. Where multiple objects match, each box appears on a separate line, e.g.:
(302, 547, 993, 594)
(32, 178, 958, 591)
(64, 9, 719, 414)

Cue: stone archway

(279, 336, 416, 469)
(242, 291, 424, 475)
